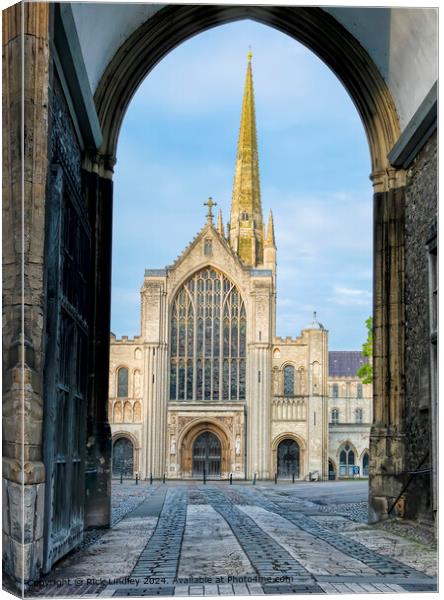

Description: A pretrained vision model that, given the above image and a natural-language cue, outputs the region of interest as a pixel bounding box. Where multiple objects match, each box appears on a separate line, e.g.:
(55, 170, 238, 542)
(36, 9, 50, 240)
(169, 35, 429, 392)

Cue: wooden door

(42, 164, 91, 571)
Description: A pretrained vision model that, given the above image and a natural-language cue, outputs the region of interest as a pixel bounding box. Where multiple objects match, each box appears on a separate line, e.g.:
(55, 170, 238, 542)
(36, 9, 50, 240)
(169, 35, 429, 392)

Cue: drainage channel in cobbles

(237, 487, 437, 592)
(202, 486, 325, 595)
(111, 488, 189, 596)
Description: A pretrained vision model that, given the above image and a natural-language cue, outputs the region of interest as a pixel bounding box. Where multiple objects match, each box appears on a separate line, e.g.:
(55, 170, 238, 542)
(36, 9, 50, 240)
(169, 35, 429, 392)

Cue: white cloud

(328, 286, 372, 307)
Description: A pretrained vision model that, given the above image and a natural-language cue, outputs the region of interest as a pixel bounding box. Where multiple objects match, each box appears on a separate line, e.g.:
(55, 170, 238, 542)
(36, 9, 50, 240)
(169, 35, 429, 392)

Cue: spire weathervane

(204, 197, 217, 224)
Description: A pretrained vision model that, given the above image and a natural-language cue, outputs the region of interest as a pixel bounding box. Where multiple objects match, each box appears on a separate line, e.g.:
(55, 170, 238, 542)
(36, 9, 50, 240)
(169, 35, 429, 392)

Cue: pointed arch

(338, 441, 358, 477)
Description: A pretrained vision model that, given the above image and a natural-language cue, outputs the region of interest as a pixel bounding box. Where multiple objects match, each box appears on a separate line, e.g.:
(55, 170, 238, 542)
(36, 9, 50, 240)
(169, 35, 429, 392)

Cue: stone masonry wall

(403, 131, 437, 521)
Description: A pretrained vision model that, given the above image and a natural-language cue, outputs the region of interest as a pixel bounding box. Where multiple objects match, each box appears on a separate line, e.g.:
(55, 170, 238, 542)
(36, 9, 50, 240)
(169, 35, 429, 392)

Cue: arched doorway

(192, 431, 221, 478)
(277, 439, 300, 478)
(328, 459, 336, 480)
(112, 437, 134, 477)
(362, 452, 369, 477)
(339, 443, 355, 478)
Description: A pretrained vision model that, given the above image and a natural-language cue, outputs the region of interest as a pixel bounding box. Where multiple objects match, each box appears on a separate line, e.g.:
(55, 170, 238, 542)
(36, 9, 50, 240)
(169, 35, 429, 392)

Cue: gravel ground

(312, 500, 369, 522)
(373, 517, 437, 547)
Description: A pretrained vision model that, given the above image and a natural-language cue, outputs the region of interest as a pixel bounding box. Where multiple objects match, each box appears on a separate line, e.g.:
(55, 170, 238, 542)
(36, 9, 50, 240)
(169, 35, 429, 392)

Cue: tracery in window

(283, 365, 295, 396)
(339, 443, 355, 477)
(170, 267, 246, 401)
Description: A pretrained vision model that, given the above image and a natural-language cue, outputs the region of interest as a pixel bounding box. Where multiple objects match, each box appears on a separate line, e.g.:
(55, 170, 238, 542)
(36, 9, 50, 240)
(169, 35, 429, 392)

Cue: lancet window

(117, 367, 128, 397)
(283, 365, 295, 396)
(170, 267, 247, 402)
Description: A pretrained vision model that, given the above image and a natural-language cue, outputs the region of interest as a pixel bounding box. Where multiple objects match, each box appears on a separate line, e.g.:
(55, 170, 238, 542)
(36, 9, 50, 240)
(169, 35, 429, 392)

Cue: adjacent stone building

(328, 351, 372, 479)
(108, 56, 373, 482)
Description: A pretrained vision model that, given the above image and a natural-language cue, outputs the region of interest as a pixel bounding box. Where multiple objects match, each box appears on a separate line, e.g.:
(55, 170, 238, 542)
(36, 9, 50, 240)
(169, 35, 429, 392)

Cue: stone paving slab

(177, 503, 253, 578)
(27, 482, 438, 597)
(237, 487, 431, 578)
(28, 516, 158, 597)
(203, 487, 312, 581)
(238, 505, 377, 577)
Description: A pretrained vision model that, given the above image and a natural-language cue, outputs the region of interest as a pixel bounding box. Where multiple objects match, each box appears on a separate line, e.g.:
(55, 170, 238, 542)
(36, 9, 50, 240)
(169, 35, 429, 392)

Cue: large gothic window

(170, 267, 247, 401)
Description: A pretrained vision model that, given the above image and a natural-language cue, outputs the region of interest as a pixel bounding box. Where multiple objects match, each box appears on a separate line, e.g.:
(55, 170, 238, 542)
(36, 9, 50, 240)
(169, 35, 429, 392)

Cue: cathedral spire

(229, 50, 264, 266)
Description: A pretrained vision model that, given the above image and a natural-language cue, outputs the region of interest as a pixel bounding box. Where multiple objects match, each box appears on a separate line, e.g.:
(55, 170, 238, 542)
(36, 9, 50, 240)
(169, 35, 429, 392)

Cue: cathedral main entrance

(277, 439, 300, 478)
(192, 432, 221, 478)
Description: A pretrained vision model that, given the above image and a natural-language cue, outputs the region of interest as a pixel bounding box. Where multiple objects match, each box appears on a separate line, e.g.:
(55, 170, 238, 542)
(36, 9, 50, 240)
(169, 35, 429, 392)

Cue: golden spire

(229, 51, 264, 266)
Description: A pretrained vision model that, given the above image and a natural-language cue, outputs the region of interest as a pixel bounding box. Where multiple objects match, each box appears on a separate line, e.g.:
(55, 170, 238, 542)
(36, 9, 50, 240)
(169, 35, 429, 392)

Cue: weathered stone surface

(2, 1, 50, 584)
(403, 132, 437, 521)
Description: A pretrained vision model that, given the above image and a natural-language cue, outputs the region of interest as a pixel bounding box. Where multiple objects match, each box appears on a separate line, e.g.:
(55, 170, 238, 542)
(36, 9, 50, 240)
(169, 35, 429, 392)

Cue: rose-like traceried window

(170, 267, 246, 401)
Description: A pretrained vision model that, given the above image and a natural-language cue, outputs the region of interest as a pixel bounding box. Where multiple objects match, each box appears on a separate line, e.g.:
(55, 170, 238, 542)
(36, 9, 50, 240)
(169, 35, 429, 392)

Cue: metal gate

(112, 438, 134, 477)
(42, 164, 91, 572)
(192, 432, 221, 477)
(277, 439, 300, 478)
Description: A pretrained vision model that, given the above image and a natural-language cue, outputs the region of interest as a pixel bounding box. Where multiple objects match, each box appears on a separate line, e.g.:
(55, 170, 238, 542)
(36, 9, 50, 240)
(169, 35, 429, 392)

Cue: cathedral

(108, 53, 372, 481)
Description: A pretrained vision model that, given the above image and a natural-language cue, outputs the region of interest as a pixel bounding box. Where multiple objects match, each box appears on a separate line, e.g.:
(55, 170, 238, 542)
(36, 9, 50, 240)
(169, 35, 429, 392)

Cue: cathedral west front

(108, 53, 372, 482)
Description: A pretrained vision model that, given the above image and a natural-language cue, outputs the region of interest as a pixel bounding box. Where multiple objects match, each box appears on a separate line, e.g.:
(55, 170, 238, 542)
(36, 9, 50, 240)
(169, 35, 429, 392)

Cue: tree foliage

(357, 316, 373, 384)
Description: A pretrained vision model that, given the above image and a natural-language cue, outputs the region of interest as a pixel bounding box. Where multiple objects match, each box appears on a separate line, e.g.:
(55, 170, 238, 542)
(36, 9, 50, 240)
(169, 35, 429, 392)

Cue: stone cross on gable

(204, 197, 217, 224)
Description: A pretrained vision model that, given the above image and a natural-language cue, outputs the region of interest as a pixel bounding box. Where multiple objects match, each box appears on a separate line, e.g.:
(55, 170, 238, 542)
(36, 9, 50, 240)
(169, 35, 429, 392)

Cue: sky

(111, 20, 373, 349)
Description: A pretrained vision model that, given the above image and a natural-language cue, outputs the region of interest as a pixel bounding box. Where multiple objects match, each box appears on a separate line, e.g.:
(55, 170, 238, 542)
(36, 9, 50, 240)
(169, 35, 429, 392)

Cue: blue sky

(112, 20, 372, 349)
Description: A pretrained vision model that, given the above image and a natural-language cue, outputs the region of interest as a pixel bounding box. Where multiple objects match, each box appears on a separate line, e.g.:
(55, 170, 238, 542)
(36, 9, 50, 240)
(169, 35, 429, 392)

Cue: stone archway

(192, 432, 222, 478)
(272, 433, 306, 480)
(277, 438, 300, 478)
(90, 3, 406, 519)
(112, 436, 134, 477)
(328, 459, 337, 481)
(7, 1, 436, 584)
(179, 420, 231, 479)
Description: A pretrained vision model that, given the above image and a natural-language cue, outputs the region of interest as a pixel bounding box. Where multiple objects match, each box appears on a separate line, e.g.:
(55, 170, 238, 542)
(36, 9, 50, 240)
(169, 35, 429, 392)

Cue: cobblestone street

(28, 481, 437, 597)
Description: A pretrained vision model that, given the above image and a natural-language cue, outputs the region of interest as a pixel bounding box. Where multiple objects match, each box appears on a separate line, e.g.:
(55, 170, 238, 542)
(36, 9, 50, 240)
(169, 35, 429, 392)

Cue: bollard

(135, 474, 138, 485)
(274, 472, 277, 484)
(292, 472, 295, 484)
(253, 473, 256, 485)
(163, 473, 166, 484)
(120, 471, 123, 484)
(229, 473, 233, 485)
(203, 468, 206, 485)
(150, 473, 153, 485)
